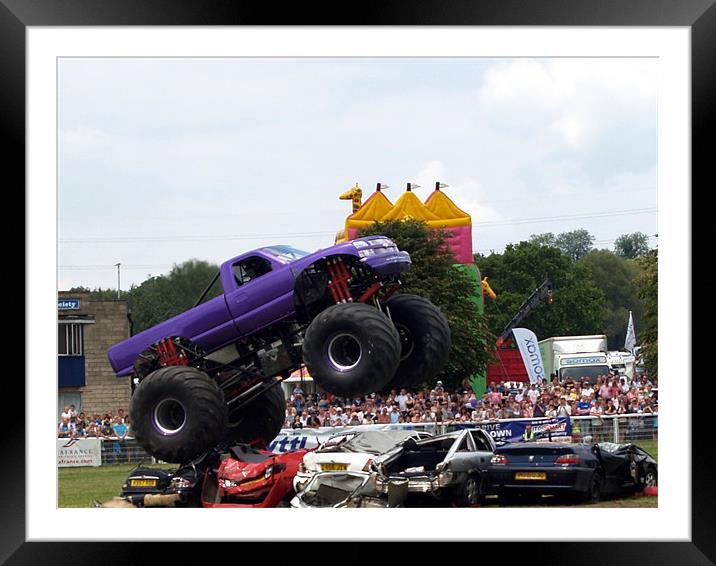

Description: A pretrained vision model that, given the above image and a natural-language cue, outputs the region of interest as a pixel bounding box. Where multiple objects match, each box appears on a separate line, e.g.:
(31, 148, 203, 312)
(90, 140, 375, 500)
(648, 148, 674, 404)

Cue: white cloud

(57, 58, 657, 289)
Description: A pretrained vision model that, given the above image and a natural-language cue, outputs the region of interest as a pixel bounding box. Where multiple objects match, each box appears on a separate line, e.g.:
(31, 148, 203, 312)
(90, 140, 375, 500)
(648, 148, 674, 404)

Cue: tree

(580, 250, 644, 350)
(555, 229, 595, 261)
(529, 232, 557, 247)
(127, 259, 221, 333)
(68, 286, 121, 301)
(614, 232, 651, 259)
(359, 219, 495, 388)
(476, 241, 607, 341)
(634, 250, 657, 376)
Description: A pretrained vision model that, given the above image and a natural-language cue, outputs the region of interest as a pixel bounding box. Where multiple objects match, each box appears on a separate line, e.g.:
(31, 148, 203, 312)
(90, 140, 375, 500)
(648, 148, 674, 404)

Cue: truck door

(225, 254, 295, 335)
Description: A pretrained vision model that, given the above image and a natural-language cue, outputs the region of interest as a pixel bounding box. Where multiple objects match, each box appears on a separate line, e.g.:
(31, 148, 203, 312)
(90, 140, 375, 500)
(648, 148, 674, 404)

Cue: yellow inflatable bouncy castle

(337, 182, 493, 394)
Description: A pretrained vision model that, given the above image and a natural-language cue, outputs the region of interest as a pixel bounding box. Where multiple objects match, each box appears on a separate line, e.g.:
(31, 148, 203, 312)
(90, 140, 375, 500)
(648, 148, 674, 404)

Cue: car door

(442, 430, 479, 473)
(467, 429, 496, 472)
(224, 253, 296, 335)
(593, 444, 631, 493)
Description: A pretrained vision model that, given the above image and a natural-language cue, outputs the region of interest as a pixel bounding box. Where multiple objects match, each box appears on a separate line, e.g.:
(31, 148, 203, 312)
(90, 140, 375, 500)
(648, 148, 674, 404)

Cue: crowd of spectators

(57, 405, 131, 440)
(283, 372, 658, 430)
(56, 373, 657, 439)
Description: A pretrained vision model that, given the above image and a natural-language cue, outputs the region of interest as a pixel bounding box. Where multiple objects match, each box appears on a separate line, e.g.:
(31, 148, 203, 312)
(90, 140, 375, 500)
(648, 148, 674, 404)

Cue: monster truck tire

(225, 385, 286, 446)
(384, 294, 451, 388)
(129, 366, 227, 463)
(303, 303, 401, 397)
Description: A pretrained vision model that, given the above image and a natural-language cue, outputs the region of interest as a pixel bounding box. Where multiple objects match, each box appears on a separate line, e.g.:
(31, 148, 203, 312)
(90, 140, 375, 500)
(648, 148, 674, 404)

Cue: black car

(487, 441, 657, 503)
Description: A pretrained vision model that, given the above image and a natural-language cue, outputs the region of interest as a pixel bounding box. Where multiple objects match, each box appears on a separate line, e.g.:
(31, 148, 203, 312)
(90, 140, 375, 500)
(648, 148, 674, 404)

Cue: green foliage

(580, 250, 644, 350)
(358, 219, 495, 387)
(529, 232, 557, 247)
(555, 229, 595, 261)
(476, 241, 607, 340)
(73, 260, 222, 334)
(634, 250, 658, 376)
(68, 286, 120, 301)
(127, 260, 221, 333)
(531, 229, 595, 261)
(614, 232, 651, 259)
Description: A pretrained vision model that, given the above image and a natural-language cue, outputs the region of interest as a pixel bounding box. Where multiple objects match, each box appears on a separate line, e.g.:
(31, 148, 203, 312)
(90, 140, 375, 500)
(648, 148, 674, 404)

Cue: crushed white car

(293, 428, 432, 493)
(290, 471, 409, 508)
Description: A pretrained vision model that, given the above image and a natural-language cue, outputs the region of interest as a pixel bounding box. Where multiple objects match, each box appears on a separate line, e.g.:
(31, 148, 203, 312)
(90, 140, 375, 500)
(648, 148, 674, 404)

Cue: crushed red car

(200, 443, 309, 508)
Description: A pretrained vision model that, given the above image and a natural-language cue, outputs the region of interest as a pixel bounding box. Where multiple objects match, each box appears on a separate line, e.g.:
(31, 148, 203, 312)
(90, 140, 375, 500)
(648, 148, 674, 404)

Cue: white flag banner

(512, 328, 547, 384)
(624, 311, 636, 352)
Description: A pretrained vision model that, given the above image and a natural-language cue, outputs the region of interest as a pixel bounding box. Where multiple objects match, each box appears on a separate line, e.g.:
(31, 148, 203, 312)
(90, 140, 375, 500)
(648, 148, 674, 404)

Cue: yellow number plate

(130, 479, 157, 487)
(515, 472, 546, 480)
(321, 463, 348, 471)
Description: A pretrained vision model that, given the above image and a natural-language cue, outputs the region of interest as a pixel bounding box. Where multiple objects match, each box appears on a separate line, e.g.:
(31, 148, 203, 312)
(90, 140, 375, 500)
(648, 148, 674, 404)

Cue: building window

(58, 323, 83, 356)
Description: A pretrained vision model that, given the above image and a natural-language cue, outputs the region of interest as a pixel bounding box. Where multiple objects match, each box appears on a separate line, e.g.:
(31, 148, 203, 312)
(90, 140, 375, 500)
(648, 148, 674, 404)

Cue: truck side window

(232, 256, 272, 286)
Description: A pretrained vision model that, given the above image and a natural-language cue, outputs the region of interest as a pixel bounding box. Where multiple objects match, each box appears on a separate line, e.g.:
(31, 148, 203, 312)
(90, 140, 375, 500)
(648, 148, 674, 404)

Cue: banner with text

(512, 327, 547, 384)
(457, 416, 572, 444)
(268, 423, 441, 453)
(57, 437, 102, 467)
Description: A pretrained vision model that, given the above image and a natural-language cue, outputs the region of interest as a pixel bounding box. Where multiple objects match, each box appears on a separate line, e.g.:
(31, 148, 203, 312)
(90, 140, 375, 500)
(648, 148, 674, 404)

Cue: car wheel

(303, 303, 401, 397)
(130, 366, 227, 463)
(382, 294, 451, 388)
(643, 466, 658, 488)
(458, 475, 482, 507)
(584, 472, 602, 504)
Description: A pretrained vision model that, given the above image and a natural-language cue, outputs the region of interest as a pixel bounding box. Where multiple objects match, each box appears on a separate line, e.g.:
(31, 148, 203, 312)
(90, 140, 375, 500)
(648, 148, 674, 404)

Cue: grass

(59, 440, 658, 508)
(58, 463, 171, 508)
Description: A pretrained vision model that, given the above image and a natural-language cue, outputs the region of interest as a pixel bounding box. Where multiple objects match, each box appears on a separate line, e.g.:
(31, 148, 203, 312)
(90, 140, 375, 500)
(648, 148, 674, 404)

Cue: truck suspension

(155, 338, 189, 367)
(326, 258, 352, 303)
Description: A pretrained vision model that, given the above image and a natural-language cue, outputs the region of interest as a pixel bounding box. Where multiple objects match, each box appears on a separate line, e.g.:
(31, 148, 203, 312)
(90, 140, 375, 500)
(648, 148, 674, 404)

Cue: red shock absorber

(381, 285, 399, 302)
(357, 282, 382, 303)
(156, 338, 189, 367)
(326, 258, 353, 304)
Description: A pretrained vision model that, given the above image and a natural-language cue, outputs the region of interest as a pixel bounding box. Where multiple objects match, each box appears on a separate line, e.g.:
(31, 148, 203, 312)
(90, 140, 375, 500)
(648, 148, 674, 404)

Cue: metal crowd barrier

(82, 413, 657, 466)
(570, 414, 658, 443)
(99, 437, 156, 465)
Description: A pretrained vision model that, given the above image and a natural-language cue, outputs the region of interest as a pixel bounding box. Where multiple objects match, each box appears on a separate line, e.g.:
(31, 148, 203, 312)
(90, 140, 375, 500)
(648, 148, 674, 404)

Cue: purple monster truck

(108, 236, 451, 462)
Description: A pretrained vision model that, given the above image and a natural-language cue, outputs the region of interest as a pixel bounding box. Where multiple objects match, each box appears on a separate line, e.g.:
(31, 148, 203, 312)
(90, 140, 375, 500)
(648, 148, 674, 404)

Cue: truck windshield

(559, 365, 611, 384)
(261, 245, 310, 263)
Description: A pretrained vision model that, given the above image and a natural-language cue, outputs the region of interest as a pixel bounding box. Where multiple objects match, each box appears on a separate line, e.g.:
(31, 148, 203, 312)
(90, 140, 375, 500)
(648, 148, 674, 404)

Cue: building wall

(58, 292, 131, 417)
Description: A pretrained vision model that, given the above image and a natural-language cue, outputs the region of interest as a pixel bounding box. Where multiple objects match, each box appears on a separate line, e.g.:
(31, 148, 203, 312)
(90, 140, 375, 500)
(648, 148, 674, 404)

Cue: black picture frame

(5, 0, 706, 562)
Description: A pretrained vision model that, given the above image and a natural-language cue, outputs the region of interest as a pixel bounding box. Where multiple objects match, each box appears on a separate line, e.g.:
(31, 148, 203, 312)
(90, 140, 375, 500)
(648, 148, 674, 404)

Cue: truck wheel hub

(327, 333, 362, 371)
(152, 398, 187, 435)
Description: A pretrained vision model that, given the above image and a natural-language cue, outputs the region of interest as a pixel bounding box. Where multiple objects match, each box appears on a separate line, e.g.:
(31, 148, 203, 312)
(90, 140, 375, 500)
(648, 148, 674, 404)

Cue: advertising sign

(57, 437, 102, 467)
(58, 299, 81, 310)
(512, 328, 546, 384)
(458, 416, 572, 444)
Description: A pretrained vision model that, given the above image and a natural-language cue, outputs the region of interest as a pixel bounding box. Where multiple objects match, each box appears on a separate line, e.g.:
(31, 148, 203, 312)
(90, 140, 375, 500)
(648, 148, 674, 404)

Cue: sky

(58, 57, 658, 291)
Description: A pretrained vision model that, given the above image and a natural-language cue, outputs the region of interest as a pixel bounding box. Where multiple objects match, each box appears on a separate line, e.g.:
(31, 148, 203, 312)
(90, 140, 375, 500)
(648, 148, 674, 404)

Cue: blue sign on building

(58, 299, 81, 310)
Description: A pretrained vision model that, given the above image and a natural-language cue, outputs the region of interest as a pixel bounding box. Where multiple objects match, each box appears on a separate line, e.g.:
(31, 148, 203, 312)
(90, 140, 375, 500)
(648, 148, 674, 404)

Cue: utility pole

(115, 263, 121, 299)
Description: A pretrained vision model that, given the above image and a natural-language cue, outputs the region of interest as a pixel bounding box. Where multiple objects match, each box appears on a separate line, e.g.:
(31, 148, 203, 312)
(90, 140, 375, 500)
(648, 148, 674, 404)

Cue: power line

(58, 207, 657, 245)
(59, 236, 657, 271)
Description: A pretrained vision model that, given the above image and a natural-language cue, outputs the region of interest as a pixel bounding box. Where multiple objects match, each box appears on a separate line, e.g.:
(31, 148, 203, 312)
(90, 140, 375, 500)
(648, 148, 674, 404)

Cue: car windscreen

(319, 430, 417, 454)
(261, 245, 310, 263)
(559, 365, 610, 384)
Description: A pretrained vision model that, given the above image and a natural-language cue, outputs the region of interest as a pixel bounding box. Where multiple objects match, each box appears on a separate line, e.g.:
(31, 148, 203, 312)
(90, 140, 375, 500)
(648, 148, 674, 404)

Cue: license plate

(129, 479, 157, 487)
(321, 463, 348, 471)
(515, 472, 546, 480)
